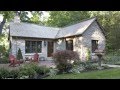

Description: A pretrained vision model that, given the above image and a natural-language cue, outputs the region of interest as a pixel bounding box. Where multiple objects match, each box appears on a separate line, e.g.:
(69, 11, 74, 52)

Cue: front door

(47, 41, 54, 57)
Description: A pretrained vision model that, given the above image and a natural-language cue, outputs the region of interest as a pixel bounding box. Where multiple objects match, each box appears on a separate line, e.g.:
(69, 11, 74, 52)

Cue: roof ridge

(61, 17, 96, 28)
(10, 21, 60, 29)
(55, 28, 62, 38)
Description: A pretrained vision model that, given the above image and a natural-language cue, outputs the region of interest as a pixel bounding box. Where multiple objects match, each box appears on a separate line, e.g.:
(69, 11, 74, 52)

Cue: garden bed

(44, 68, 120, 79)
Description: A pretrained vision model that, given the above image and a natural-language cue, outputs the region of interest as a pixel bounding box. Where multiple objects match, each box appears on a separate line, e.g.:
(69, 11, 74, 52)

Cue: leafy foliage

(17, 48, 23, 60)
(48, 68, 59, 77)
(0, 45, 9, 64)
(19, 63, 38, 78)
(53, 50, 80, 73)
(0, 11, 15, 34)
(86, 49, 91, 61)
(9, 69, 20, 79)
(19, 62, 50, 79)
(0, 68, 9, 79)
(46, 11, 90, 27)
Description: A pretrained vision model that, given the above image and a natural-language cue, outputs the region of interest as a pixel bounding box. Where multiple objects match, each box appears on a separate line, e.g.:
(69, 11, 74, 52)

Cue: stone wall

(73, 37, 82, 60)
(54, 39, 66, 51)
(81, 21, 106, 61)
(11, 38, 49, 60)
(10, 21, 105, 61)
(11, 38, 25, 59)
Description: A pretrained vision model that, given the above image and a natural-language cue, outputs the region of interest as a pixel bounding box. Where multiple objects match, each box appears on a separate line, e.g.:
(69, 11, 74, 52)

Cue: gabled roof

(10, 22, 59, 39)
(10, 17, 104, 39)
(55, 17, 96, 38)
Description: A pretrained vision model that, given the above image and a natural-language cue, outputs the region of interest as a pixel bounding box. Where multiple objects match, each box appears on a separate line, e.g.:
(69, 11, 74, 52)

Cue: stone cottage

(8, 16, 106, 61)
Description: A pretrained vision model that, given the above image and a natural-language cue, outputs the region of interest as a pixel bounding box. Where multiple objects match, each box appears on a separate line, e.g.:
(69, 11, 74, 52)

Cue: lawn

(45, 68, 120, 79)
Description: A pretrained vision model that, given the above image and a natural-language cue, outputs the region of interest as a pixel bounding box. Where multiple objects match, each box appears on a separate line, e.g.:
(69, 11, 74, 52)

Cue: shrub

(69, 65, 84, 74)
(0, 68, 9, 79)
(9, 70, 20, 79)
(103, 55, 120, 65)
(0, 57, 9, 64)
(85, 64, 98, 71)
(48, 68, 58, 77)
(0, 45, 6, 58)
(86, 49, 91, 61)
(35, 66, 50, 75)
(19, 63, 50, 79)
(102, 65, 110, 69)
(19, 63, 37, 79)
(0, 45, 9, 64)
(17, 48, 23, 60)
(53, 50, 80, 73)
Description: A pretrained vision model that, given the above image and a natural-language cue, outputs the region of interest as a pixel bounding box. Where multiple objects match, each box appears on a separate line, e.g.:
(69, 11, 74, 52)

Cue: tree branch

(0, 18, 6, 34)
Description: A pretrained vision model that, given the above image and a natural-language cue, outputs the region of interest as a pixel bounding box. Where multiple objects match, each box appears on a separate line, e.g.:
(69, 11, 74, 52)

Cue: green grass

(44, 68, 120, 79)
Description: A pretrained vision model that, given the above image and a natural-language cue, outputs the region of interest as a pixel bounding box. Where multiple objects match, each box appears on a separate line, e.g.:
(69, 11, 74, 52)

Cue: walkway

(39, 60, 56, 68)
(102, 64, 120, 68)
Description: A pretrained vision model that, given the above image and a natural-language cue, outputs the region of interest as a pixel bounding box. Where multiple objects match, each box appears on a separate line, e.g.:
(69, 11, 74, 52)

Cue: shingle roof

(55, 17, 96, 38)
(10, 22, 59, 39)
(10, 17, 97, 39)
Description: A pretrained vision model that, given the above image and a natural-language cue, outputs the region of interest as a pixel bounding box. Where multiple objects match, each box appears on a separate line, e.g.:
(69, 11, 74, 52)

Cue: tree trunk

(0, 18, 6, 34)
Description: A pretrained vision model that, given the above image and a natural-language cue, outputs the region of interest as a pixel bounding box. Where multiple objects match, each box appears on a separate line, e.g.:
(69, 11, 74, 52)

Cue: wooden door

(47, 41, 54, 57)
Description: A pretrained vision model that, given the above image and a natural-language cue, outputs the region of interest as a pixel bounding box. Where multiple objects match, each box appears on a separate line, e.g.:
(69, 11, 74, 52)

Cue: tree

(19, 11, 43, 24)
(46, 11, 120, 52)
(0, 11, 15, 34)
(19, 11, 30, 22)
(17, 48, 23, 60)
(45, 11, 90, 27)
(89, 11, 120, 52)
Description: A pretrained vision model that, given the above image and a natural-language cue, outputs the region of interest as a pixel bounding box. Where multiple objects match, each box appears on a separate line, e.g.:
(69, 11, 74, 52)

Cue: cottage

(8, 16, 106, 61)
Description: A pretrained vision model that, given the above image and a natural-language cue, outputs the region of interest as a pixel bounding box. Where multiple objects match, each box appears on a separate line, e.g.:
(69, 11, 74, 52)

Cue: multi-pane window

(92, 40, 98, 53)
(25, 41, 42, 53)
(66, 40, 73, 51)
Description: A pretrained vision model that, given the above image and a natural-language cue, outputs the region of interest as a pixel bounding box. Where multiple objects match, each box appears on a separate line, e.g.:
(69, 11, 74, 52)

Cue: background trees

(0, 11, 120, 54)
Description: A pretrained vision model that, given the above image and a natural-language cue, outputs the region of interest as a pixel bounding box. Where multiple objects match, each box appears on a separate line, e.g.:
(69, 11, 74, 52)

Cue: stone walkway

(102, 64, 120, 68)
(39, 60, 56, 68)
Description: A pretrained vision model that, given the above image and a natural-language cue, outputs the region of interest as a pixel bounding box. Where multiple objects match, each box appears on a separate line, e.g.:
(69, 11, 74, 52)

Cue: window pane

(37, 41, 42, 53)
(25, 41, 42, 53)
(92, 40, 98, 53)
(66, 40, 73, 51)
(25, 41, 30, 53)
(32, 41, 36, 53)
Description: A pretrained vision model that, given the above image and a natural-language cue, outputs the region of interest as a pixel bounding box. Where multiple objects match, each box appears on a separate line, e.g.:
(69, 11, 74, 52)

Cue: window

(25, 41, 42, 53)
(92, 40, 98, 53)
(66, 40, 73, 51)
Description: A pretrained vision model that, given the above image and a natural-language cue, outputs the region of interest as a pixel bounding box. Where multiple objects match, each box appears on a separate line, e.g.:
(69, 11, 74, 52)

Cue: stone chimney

(14, 12, 20, 23)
